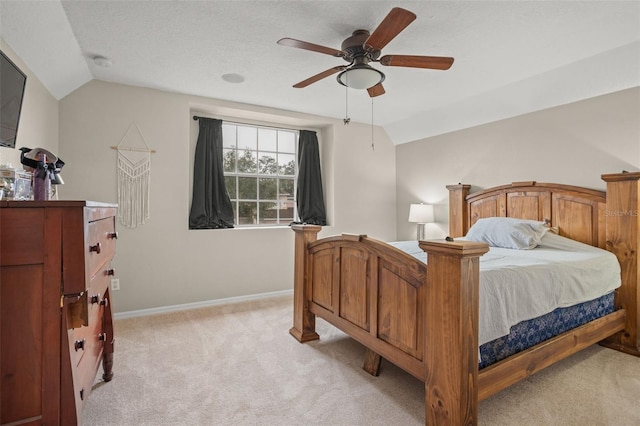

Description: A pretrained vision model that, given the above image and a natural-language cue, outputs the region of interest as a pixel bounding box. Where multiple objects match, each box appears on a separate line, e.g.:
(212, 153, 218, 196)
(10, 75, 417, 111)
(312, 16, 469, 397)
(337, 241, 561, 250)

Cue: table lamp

(408, 203, 434, 240)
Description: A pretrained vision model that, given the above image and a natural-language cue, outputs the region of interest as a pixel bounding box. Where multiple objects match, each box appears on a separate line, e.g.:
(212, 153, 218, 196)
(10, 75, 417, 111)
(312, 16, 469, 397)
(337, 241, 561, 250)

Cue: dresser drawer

(70, 268, 109, 367)
(71, 301, 104, 367)
(87, 216, 117, 280)
(62, 205, 117, 296)
(88, 263, 113, 306)
(74, 325, 104, 407)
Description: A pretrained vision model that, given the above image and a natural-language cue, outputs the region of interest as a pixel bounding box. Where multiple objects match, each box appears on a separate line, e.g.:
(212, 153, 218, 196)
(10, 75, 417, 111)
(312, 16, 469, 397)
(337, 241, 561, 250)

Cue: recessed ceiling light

(93, 55, 113, 68)
(222, 73, 245, 84)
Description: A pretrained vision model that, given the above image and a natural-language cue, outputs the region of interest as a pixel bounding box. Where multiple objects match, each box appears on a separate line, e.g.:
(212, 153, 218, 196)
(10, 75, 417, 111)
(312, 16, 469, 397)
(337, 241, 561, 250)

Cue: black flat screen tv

(1, 50, 27, 149)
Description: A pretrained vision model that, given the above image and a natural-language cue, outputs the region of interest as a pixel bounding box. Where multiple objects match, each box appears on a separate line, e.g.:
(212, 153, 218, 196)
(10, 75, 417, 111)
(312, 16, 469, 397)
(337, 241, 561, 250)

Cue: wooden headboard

(447, 181, 607, 248)
(447, 172, 640, 358)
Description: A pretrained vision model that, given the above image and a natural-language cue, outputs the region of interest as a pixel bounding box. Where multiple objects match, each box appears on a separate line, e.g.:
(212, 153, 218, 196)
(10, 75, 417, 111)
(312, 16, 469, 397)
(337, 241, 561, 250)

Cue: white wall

(395, 87, 640, 241)
(59, 80, 396, 313)
(0, 39, 58, 169)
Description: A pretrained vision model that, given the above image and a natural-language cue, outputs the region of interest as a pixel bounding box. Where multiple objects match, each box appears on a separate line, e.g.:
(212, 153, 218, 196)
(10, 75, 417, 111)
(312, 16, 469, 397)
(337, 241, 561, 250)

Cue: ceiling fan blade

(293, 66, 348, 88)
(277, 38, 345, 57)
(379, 55, 454, 70)
(367, 83, 385, 97)
(364, 8, 416, 52)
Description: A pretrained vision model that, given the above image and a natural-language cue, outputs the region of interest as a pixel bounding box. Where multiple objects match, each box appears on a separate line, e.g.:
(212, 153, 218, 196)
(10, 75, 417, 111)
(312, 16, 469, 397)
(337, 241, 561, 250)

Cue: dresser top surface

(0, 200, 117, 208)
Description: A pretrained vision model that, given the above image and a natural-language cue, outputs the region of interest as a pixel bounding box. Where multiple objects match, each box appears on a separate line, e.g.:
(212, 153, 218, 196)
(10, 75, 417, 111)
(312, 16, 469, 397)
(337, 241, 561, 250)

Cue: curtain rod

(192, 115, 317, 134)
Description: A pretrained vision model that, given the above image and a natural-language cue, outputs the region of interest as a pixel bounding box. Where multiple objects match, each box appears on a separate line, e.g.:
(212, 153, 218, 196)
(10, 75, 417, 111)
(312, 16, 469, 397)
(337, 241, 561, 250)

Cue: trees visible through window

(222, 123, 297, 225)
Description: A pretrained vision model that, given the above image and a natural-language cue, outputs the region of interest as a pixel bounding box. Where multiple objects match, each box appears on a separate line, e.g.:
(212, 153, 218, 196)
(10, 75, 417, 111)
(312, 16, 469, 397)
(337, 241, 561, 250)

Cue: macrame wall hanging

(111, 122, 155, 228)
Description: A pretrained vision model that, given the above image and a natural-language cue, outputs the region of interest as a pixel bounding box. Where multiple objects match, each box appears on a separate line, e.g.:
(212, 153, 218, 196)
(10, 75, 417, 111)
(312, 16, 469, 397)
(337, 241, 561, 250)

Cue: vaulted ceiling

(1, 1, 638, 144)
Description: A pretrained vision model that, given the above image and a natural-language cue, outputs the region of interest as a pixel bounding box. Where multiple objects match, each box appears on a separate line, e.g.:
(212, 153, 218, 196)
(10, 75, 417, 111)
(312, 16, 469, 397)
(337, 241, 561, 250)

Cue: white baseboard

(114, 289, 293, 320)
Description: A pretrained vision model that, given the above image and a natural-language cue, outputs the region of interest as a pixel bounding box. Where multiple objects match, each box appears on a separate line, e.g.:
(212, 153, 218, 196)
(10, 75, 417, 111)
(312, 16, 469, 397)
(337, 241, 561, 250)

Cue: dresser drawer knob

(90, 293, 101, 304)
(108, 232, 118, 240)
(99, 332, 107, 343)
(100, 297, 109, 307)
(80, 388, 85, 401)
(89, 242, 101, 254)
(74, 338, 86, 351)
(106, 268, 115, 276)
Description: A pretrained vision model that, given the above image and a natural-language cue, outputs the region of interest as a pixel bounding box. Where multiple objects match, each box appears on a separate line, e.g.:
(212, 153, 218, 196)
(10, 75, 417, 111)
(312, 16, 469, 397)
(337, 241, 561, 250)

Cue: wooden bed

(289, 172, 639, 425)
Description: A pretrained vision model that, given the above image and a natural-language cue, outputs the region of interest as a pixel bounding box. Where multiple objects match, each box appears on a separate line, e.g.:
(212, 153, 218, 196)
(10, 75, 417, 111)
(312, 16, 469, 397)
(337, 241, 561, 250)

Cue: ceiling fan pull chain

(371, 98, 375, 151)
(343, 82, 350, 125)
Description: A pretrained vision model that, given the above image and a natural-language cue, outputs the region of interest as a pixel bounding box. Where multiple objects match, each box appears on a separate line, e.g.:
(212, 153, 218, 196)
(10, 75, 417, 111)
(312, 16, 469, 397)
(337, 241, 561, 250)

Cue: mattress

(390, 232, 621, 346)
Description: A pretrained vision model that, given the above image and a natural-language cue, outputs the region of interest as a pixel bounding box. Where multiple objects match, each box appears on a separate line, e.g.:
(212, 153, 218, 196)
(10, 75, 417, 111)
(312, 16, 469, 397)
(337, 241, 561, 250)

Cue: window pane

(230, 200, 238, 223)
(223, 149, 236, 173)
(258, 128, 277, 152)
(222, 124, 237, 148)
(279, 187, 295, 223)
(238, 202, 257, 225)
(259, 178, 277, 200)
(259, 153, 278, 175)
(225, 176, 237, 199)
(279, 131, 296, 153)
(217, 122, 299, 228)
(278, 153, 296, 176)
(280, 178, 294, 197)
(259, 201, 278, 224)
(237, 126, 257, 151)
(238, 177, 257, 199)
(237, 149, 257, 173)
(279, 200, 294, 223)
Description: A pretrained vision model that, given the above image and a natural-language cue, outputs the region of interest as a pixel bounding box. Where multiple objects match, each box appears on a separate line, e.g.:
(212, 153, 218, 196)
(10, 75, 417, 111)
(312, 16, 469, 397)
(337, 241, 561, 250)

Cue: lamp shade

(337, 64, 385, 90)
(408, 204, 434, 223)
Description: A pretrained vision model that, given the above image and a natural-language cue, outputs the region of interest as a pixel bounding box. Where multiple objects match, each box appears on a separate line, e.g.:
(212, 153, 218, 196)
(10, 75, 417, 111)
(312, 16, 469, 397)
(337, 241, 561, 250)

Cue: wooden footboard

(290, 225, 490, 422)
(290, 227, 431, 379)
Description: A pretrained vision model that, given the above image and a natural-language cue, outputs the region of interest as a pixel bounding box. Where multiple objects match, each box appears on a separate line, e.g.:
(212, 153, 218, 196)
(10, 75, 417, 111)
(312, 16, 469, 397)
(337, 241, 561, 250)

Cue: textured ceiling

(1, 1, 639, 144)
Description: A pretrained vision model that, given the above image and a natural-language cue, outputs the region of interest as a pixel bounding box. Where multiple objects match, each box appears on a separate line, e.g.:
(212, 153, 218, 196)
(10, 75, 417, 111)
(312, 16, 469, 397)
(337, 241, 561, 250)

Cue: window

(222, 122, 298, 226)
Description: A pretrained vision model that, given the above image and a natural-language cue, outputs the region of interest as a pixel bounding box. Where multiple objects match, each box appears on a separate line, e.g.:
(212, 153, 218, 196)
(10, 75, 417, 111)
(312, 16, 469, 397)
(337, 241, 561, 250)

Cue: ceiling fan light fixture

(337, 64, 385, 90)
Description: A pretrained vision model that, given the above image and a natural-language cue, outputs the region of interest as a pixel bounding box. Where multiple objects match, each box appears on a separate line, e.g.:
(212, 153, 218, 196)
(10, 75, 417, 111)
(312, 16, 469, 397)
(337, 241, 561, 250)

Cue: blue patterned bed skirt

(479, 292, 615, 369)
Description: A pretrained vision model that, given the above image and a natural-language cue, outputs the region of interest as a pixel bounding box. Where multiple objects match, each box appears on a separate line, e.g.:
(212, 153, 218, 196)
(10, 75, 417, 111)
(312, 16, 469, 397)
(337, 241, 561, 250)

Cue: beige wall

(59, 80, 396, 313)
(0, 39, 58, 168)
(396, 87, 640, 241)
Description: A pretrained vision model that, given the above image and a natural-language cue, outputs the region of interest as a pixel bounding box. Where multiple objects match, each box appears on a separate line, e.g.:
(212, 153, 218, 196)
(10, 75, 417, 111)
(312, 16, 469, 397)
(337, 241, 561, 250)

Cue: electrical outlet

(110, 278, 120, 291)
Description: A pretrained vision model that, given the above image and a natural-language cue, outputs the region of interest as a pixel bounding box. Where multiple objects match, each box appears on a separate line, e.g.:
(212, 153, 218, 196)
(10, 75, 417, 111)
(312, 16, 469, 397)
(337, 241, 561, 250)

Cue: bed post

(419, 240, 489, 425)
(447, 184, 471, 237)
(601, 172, 640, 356)
(290, 224, 322, 343)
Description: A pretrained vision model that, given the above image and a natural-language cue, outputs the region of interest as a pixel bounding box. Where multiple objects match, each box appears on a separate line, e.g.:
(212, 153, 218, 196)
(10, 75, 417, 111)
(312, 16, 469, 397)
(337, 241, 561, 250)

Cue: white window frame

(222, 121, 298, 227)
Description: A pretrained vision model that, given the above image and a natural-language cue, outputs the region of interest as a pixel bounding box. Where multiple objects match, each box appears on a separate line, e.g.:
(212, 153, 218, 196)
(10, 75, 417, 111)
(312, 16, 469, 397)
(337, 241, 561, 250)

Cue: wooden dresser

(0, 201, 117, 425)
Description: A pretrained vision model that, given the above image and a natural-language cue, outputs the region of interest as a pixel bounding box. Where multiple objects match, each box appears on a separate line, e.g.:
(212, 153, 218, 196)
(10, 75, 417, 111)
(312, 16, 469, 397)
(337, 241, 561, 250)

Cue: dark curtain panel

(189, 118, 234, 229)
(295, 130, 327, 225)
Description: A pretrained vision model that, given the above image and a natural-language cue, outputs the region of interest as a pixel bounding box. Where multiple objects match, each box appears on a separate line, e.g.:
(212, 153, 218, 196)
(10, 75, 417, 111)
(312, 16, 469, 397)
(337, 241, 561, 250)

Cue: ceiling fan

(277, 7, 454, 98)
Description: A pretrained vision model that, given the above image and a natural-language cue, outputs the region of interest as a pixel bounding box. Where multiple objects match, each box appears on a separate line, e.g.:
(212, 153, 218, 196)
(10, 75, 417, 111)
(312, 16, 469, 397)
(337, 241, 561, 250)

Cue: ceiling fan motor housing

(341, 30, 381, 63)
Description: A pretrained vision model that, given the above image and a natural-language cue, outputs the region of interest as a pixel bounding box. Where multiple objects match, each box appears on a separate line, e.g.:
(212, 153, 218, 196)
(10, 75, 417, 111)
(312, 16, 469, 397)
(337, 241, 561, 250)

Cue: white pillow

(465, 217, 549, 250)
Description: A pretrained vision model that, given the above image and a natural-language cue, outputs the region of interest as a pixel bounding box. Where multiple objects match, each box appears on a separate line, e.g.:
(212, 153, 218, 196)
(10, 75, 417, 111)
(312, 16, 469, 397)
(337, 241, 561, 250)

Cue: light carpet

(84, 295, 640, 425)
